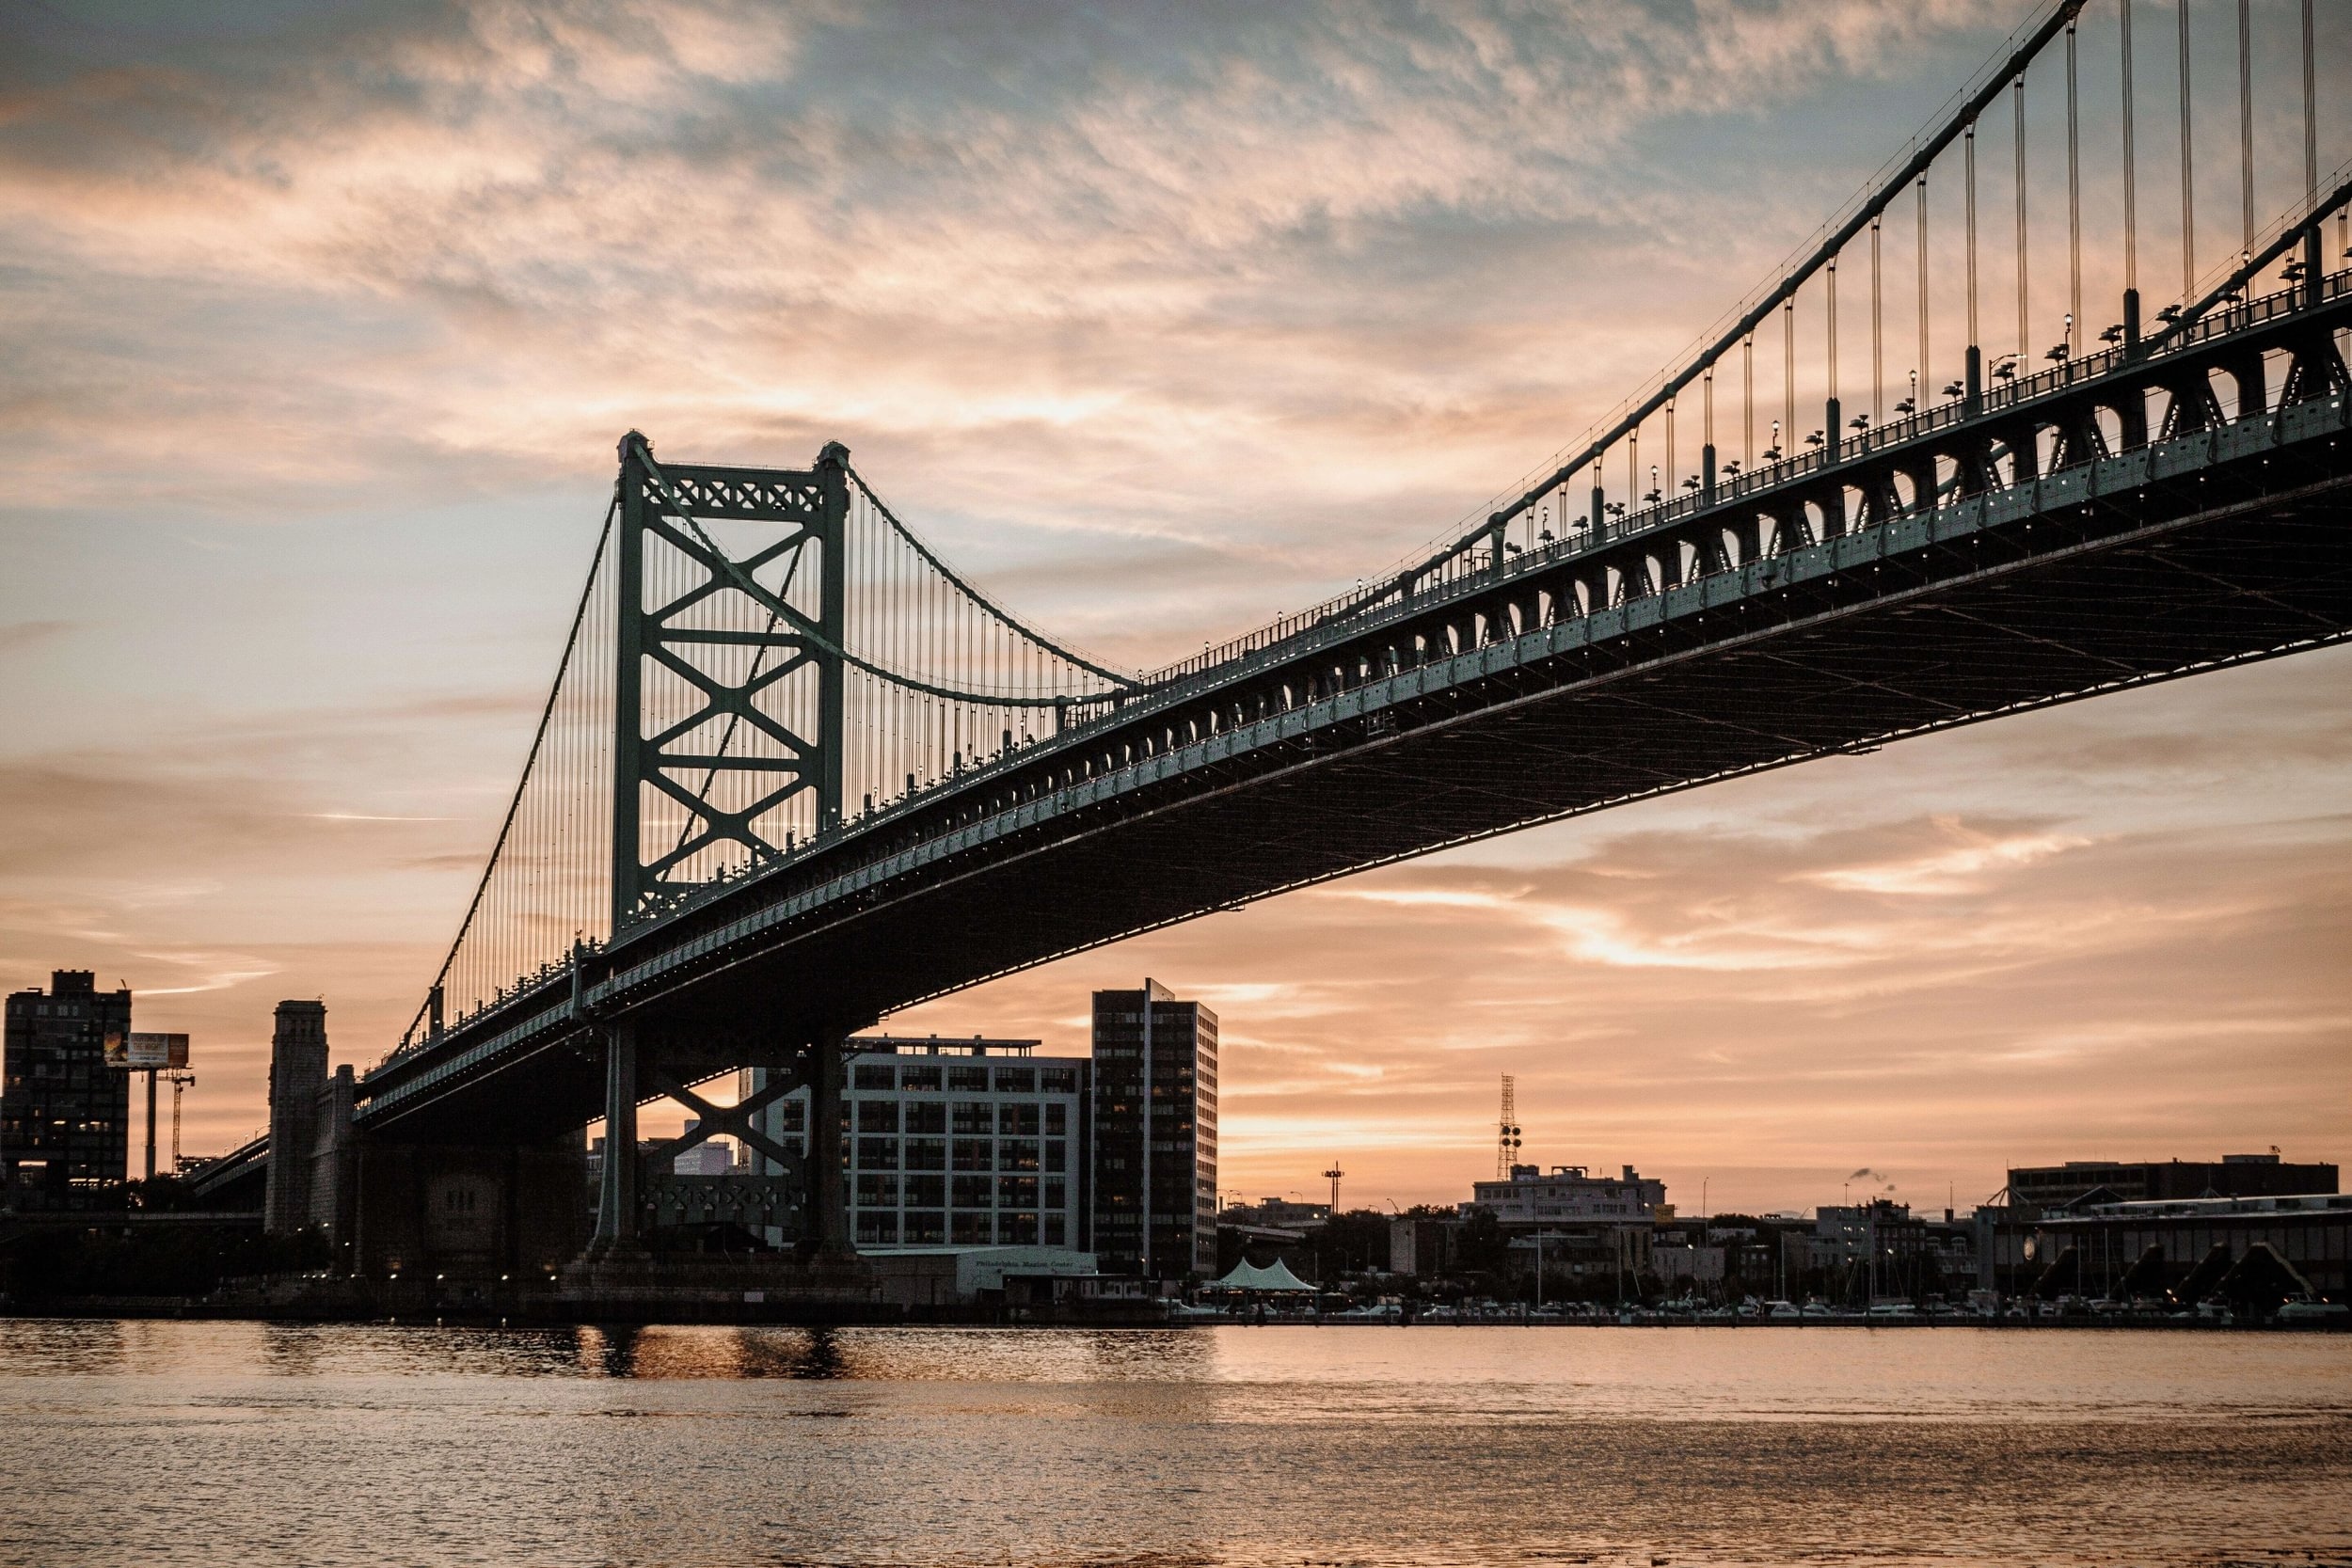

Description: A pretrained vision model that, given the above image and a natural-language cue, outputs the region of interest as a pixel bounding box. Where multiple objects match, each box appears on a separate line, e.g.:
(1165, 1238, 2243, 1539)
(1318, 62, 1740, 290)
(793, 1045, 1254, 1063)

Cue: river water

(3, 1319, 2347, 1567)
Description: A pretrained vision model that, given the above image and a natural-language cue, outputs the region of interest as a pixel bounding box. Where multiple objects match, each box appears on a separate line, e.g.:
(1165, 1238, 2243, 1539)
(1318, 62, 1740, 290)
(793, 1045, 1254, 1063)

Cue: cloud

(1, 0, 2345, 1202)
(1806, 817, 2092, 896)
(0, 620, 72, 653)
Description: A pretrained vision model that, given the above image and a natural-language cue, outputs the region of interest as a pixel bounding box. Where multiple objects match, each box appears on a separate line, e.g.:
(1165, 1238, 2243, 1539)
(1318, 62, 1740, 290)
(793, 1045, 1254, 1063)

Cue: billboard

(113, 1032, 190, 1069)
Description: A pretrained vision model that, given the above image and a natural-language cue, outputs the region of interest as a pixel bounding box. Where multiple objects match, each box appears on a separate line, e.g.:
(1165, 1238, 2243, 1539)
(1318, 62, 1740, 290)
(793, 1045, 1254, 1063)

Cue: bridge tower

(581, 435, 866, 1270)
(611, 431, 849, 930)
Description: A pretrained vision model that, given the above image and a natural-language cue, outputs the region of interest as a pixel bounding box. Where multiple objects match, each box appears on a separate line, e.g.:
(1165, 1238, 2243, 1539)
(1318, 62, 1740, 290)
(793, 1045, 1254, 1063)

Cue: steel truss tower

(612, 432, 848, 929)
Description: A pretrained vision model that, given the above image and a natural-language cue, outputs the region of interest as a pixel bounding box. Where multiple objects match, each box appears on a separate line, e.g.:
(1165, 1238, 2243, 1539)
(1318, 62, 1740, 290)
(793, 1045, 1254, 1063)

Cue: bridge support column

(803, 1029, 853, 1261)
(590, 1020, 641, 1255)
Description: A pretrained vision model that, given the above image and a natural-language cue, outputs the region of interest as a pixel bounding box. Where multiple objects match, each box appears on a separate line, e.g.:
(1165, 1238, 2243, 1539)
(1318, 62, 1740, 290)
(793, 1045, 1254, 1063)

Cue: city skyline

(4, 0, 2348, 1213)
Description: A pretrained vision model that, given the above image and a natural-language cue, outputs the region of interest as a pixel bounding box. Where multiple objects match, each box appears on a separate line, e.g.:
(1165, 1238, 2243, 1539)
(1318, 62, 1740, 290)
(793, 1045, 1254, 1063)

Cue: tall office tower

(1090, 979, 1217, 1279)
(0, 970, 133, 1211)
(264, 1000, 328, 1234)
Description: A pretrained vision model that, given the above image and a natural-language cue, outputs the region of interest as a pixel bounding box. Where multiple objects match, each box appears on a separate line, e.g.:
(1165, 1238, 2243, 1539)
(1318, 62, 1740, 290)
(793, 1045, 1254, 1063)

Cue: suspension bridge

(192, 0, 2352, 1283)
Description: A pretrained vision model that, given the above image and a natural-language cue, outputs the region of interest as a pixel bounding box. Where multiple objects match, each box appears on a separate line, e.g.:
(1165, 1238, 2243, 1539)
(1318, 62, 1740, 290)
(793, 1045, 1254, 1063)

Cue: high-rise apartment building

(1090, 980, 1217, 1277)
(1, 970, 133, 1210)
(751, 1037, 1093, 1250)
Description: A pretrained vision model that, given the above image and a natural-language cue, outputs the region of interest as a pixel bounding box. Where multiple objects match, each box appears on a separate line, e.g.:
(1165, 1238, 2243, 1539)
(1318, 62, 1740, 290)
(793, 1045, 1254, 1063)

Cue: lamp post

(1510, 1231, 1565, 1311)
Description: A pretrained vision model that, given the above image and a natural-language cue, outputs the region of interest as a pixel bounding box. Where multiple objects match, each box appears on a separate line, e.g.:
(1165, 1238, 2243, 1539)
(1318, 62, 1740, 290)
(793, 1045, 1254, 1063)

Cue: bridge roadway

(351, 276, 2352, 1146)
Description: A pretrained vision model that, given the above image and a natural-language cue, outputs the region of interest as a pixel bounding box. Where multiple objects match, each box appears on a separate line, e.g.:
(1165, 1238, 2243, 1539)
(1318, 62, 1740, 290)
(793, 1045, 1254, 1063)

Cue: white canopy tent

(1209, 1257, 1314, 1292)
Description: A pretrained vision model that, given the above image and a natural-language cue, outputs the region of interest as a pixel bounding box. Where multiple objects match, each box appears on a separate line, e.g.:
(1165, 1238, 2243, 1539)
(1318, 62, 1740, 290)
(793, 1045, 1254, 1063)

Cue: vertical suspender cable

(2303, 0, 2318, 207)
(2179, 0, 2195, 302)
(2014, 77, 2028, 360)
(1916, 177, 1930, 402)
(1742, 333, 1754, 464)
(1827, 258, 1839, 415)
(2237, 0, 2253, 253)
(2122, 0, 2138, 293)
(1782, 297, 1795, 447)
(1871, 218, 1883, 424)
(1966, 122, 1980, 353)
(2067, 19, 2082, 333)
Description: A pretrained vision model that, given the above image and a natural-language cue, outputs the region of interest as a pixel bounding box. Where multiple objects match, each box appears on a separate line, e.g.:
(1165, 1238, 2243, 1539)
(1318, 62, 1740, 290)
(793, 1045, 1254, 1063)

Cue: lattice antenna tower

(1497, 1075, 1522, 1180)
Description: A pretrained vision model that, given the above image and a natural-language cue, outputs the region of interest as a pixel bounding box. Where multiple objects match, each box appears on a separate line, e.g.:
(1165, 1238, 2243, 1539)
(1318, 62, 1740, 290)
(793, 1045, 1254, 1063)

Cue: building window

(899, 1066, 942, 1092)
(857, 1101, 898, 1133)
(993, 1066, 1036, 1094)
(1044, 1102, 1068, 1135)
(951, 1138, 992, 1172)
(903, 1137, 946, 1172)
(1043, 1179, 1065, 1212)
(777, 1101, 805, 1132)
(855, 1211, 898, 1245)
(1044, 1140, 1067, 1174)
(855, 1136, 898, 1171)
(853, 1065, 896, 1091)
(904, 1211, 946, 1243)
(1001, 1211, 1040, 1244)
(854, 1174, 898, 1207)
(903, 1175, 946, 1209)
(997, 1103, 1039, 1136)
(998, 1175, 1038, 1209)
(1043, 1214, 1067, 1246)
(951, 1212, 993, 1244)
(905, 1101, 946, 1135)
(947, 1066, 989, 1092)
(1041, 1067, 1078, 1095)
(951, 1175, 993, 1210)
(951, 1101, 993, 1135)
(999, 1139, 1039, 1172)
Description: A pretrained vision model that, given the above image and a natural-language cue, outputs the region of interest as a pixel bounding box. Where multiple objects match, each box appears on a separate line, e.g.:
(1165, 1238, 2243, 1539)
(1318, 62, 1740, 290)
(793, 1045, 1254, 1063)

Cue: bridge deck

(358, 368, 2352, 1141)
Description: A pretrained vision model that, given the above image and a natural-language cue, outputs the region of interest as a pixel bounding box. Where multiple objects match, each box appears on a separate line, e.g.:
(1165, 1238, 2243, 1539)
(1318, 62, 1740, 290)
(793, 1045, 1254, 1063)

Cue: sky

(2, 0, 2346, 1214)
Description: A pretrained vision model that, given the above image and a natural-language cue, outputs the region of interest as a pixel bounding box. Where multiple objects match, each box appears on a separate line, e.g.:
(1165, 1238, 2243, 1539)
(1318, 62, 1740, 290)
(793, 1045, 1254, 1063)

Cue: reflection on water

(2, 1320, 2347, 1568)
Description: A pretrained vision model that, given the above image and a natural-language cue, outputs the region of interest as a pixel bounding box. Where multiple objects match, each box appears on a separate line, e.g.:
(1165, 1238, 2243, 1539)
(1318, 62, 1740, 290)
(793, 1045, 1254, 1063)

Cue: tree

(1308, 1210, 1391, 1279)
(1456, 1207, 1511, 1276)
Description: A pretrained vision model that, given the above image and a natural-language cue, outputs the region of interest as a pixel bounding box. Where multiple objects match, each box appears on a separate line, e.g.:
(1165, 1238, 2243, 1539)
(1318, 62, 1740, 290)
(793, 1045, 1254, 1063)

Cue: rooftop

(847, 1034, 1055, 1058)
(2049, 1193, 2352, 1222)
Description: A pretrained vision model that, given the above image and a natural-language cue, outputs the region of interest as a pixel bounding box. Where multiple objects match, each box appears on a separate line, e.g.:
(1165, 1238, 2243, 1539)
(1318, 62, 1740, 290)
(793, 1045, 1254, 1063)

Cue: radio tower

(1497, 1075, 1522, 1179)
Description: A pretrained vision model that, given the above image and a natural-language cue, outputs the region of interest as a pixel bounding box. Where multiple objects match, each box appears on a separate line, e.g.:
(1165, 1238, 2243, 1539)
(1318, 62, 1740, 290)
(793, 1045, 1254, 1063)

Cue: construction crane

(1497, 1075, 1521, 1179)
(165, 1071, 196, 1172)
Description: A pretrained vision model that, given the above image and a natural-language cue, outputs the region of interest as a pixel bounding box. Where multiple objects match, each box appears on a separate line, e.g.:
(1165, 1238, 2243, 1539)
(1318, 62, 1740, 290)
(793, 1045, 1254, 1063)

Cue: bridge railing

(1125, 266, 2340, 708)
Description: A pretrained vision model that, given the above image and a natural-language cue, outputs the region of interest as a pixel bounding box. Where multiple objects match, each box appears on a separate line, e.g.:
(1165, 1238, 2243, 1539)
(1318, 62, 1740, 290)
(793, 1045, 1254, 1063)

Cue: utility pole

(143, 1067, 159, 1181)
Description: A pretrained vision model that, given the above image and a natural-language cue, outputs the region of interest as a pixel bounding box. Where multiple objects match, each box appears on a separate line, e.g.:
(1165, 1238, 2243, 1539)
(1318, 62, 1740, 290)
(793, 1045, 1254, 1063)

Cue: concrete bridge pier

(348, 1132, 588, 1284)
(587, 1020, 640, 1259)
(802, 1026, 853, 1262)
